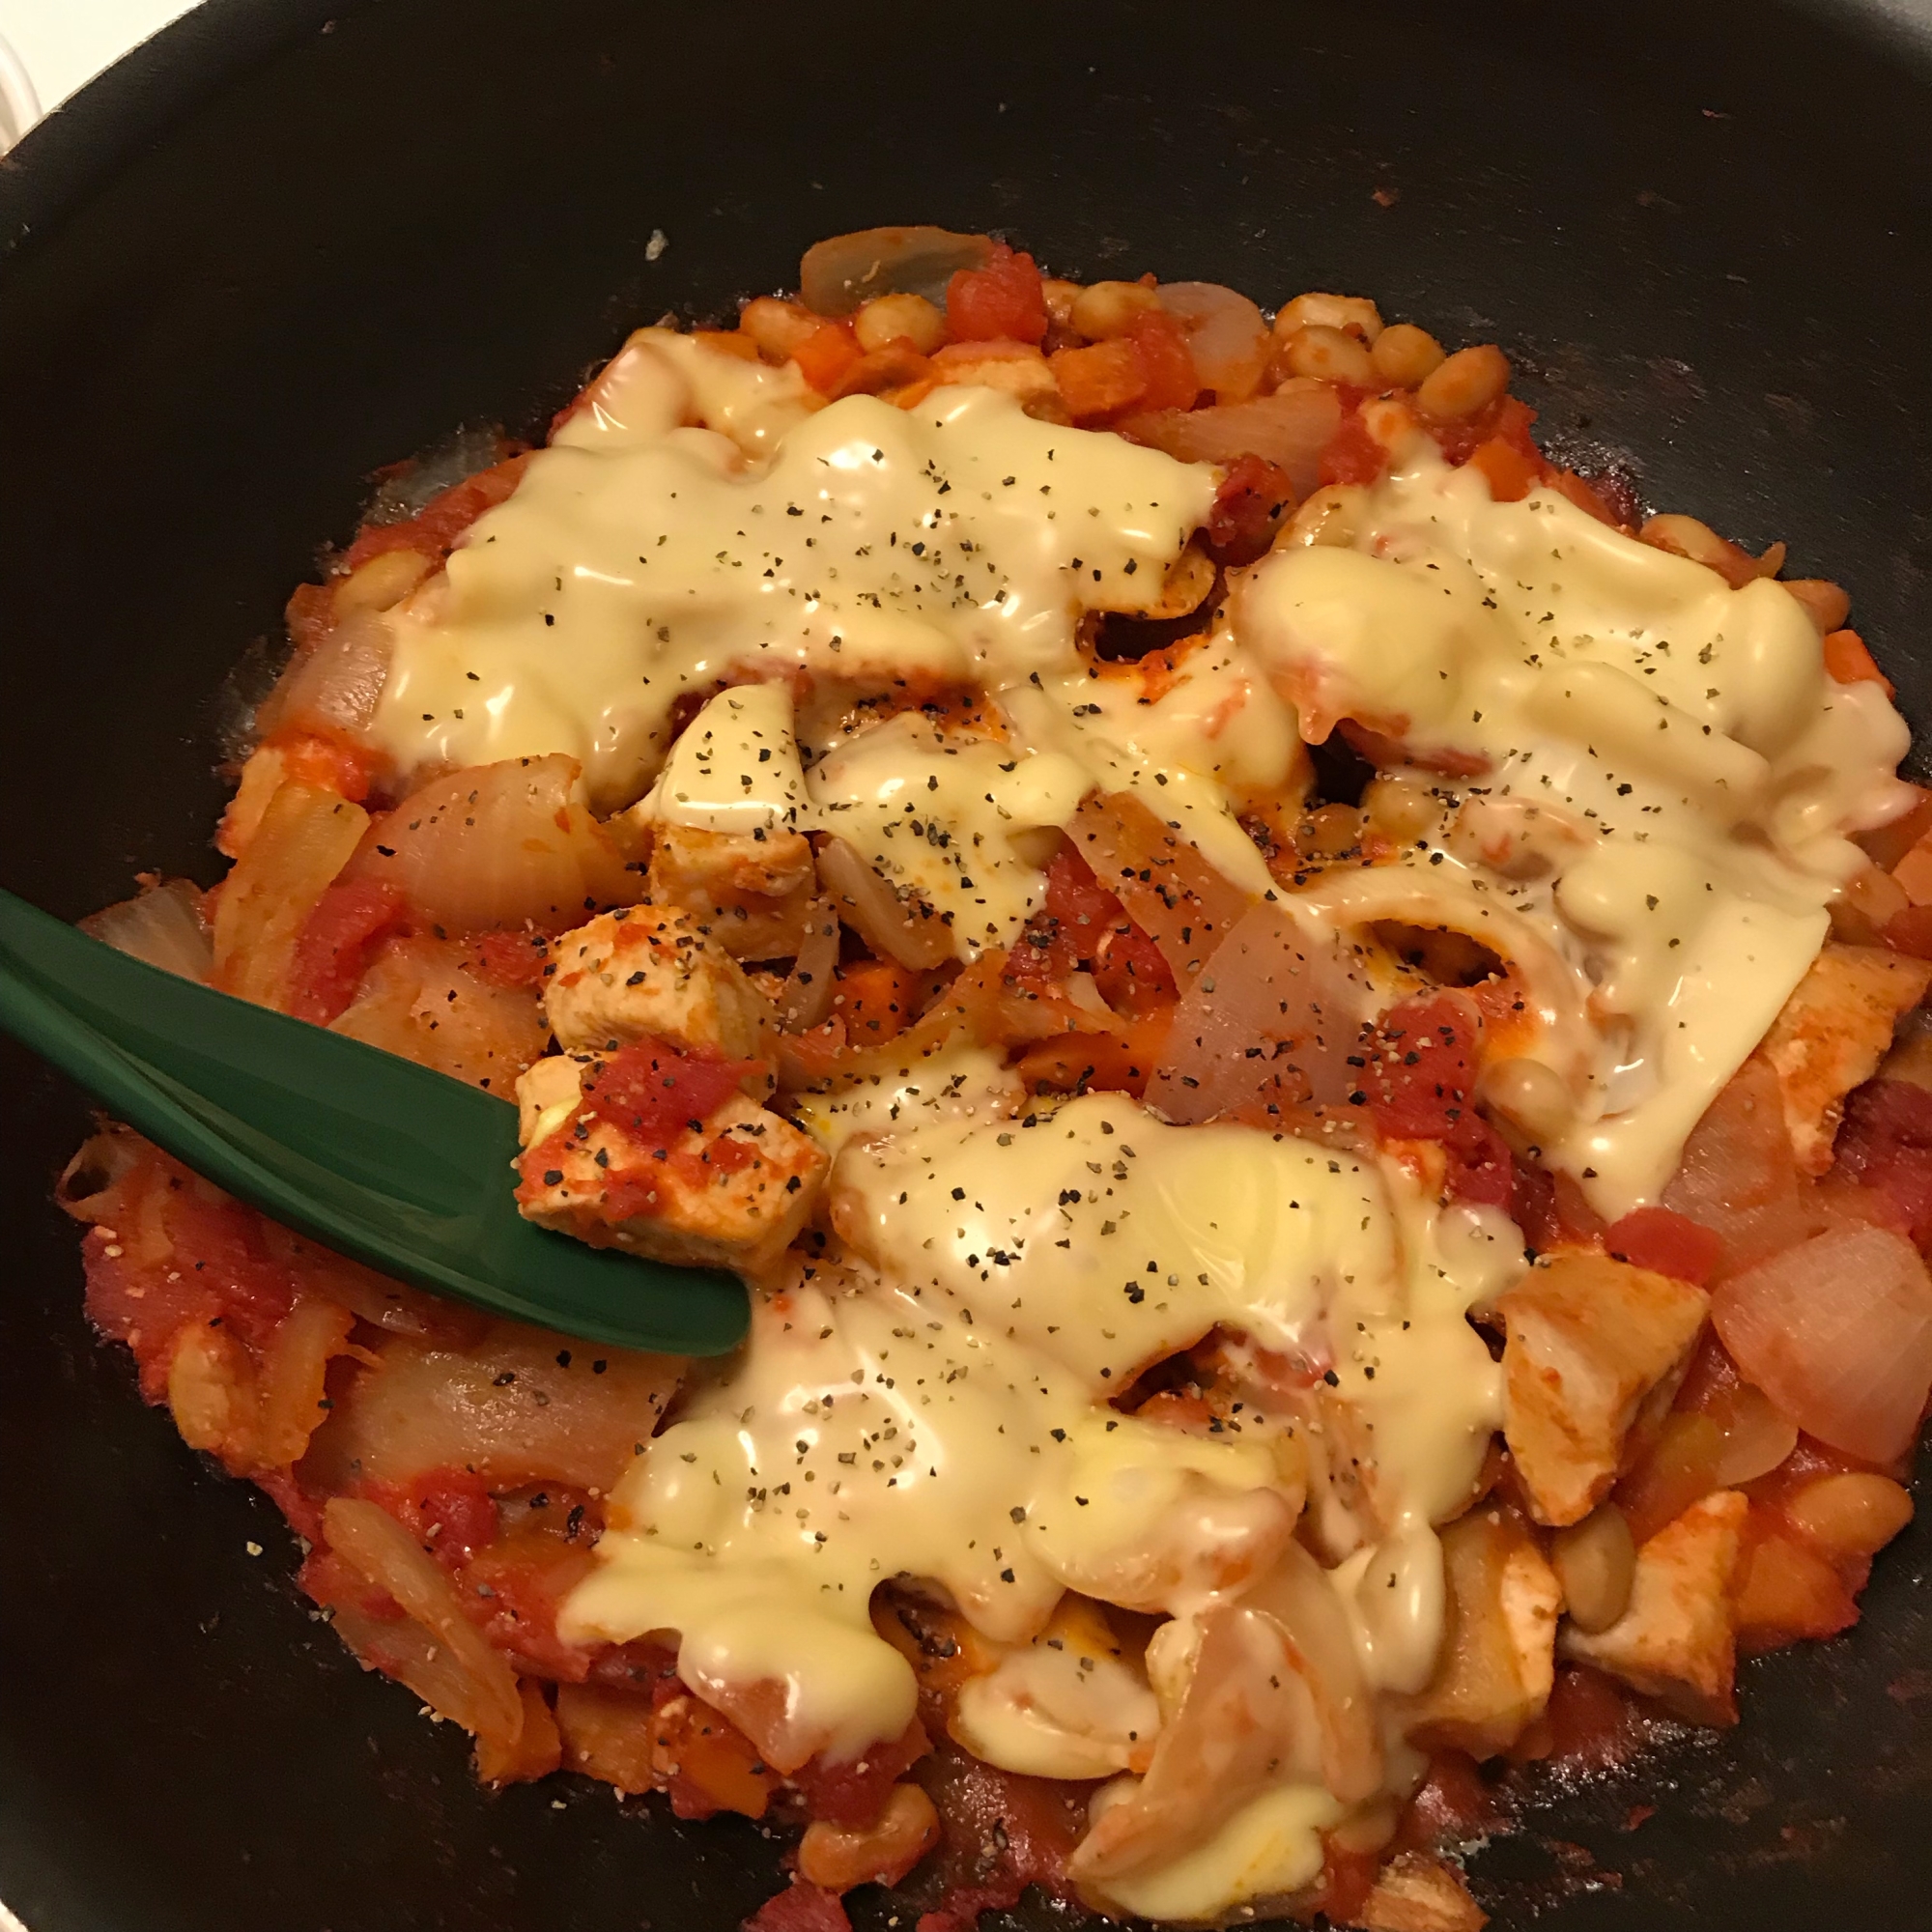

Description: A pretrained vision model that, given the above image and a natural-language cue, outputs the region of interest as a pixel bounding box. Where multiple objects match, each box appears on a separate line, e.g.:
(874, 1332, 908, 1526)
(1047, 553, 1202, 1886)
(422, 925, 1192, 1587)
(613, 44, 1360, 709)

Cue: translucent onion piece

(329, 935, 551, 1093)
(1714, 1221, 1932, 1463)
(776, 898, 840, 1032)
(1242, 1541, 1384, 1804)
(349, 753, 642, 935)
(257, 610, 392, 740)
(1067, 1603, 1311, 1883)
(322, 1496, 525, 1751)
(1146, 900, 1371, 1122)
(1067, 1544, 1378, 1885)
(251, 1292, 355, 1470)
(80, 878, 213, 982)
(1068, 791, 1253, 983)
(213, 782, 371, 1008)
(1289, 863, 1600, 1091)
(304, 1326, 680, 1495)
(1709, 1378, 1801, 1489)
(1157, 282, 1271, 404)
(800, 226, 996, 317)
(1121, 381, 1344, 498)
(818, 835, 953, 969)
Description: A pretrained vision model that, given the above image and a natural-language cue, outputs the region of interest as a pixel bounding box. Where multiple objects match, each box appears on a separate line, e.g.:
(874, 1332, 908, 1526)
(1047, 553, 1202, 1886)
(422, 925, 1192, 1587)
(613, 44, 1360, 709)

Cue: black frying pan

(1, 2, 1928, 1926)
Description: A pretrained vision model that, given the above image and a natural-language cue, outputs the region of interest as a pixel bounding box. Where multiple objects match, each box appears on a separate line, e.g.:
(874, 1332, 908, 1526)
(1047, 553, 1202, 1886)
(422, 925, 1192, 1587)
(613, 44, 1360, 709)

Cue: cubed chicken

(514, 1053, 824, 1273)
(1560, 1490, 1747, 1725)
(646, 824, 818, 961)
(1497, 1254, 1710, 1528)
(543, 904, 774, 1067)
(1755, 942, 1932, 1174)
(1401, 1511, 1561, 1760)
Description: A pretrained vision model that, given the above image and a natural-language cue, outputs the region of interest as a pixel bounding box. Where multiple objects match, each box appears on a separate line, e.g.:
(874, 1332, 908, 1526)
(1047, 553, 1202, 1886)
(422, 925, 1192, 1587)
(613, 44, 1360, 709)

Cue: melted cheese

(385, 322, 1916, 1918)
(1239, 447, 1914, 1212)
(373, 330, 1216, 811)
(807, 716, 1092, 953)
(565, 1101, 1512, 1781)
(1091, 1781, 1342, 1921)
(639, 682, 809, 833)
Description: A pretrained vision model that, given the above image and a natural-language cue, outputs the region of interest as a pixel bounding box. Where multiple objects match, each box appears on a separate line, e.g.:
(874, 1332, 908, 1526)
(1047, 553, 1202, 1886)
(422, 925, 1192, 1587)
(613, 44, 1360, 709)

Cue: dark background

(0, 0, 1928, 1926)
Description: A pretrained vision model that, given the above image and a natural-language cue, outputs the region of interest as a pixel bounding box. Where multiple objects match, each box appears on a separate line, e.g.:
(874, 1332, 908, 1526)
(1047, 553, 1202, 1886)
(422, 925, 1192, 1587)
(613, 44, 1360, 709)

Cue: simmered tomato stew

(64, 225, 1932, 1932)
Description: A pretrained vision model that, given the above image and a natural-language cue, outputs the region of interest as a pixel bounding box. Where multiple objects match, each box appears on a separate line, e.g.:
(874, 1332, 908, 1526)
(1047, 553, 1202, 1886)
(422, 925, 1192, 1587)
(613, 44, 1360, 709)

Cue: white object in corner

(0, 30, 40, 153)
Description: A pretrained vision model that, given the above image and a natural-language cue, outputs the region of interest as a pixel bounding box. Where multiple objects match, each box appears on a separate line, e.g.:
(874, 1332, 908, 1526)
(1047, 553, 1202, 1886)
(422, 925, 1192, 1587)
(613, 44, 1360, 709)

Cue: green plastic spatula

(0, 888, 748, 1355)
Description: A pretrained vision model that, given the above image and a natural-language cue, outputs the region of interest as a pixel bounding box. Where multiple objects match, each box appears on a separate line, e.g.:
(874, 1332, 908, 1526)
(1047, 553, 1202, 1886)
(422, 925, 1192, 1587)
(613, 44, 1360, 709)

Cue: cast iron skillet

(2, 1, 1930, 1926)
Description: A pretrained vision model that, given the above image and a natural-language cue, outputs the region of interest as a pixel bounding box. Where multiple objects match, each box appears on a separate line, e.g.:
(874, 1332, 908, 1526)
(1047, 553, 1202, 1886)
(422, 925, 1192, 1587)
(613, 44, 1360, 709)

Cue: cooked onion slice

(1156, 283, 1271, 405)
(1289, 864, 1599, 1090)
(322, 1496, 525, 1752)
(1121, 381, 1343, 498)
(1146, 901, 1370, 1122)
(1713, 1221, 1932, 1463)
(800, 226, 996, 317)
(81, 878, 213, 982)
(349, 753, 641, 934)
(256, 609, 392, 740)
(775, 897, 841, 1033)
(1068, 792, 1253, 984)
(817, 836, 953, 970)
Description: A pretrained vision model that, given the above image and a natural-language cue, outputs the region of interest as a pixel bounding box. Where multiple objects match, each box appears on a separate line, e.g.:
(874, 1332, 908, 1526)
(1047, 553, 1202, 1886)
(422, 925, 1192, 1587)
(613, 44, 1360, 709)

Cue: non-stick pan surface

(2, 2, 1929, 1926)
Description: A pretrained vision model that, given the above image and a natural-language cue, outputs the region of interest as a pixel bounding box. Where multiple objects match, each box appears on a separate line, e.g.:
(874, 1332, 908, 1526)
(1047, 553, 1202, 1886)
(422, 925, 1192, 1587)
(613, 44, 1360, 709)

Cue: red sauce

(944, 243, 1049, 346)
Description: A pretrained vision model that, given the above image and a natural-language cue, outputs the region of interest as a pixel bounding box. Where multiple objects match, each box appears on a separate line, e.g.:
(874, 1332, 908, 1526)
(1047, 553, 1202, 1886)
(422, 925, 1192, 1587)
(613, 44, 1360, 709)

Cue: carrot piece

(1048, 339, 1147, 420)
(1823, 627, 1895, 698)
(1546, 468, 1621, 526)
(831, 957, 927, 1046)
(1465, 435, 1544, 501)
(792, 319, 864, 396)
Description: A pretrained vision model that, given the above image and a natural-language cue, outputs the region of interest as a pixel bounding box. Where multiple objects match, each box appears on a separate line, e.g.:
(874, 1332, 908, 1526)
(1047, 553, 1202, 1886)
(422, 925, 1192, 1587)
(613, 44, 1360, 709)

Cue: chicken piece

(645, 824, 818, 961)
(1560, 1490, 1747, 1725)
(1754, 942, 1932, 1174)
(514, 1056, 824, 1272)
(543, 904, 774, 1068)
(1400, 1511, 1560, 1761)
(1497, 1255, 1709, 1528)
(1354, 1854, 1488, 1932)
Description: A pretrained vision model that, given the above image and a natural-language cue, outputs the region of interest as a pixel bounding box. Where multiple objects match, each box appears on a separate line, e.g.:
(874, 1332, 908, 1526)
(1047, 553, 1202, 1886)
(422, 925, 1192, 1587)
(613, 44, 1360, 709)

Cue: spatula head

(0, 889, 748, 1354)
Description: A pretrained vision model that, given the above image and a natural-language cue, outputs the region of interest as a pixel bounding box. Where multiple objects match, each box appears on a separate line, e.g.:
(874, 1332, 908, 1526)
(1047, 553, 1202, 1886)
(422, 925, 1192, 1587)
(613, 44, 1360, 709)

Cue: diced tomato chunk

(365, 1468, 500, 1567)
(286, 879, 408, 1025)
(1834, 1079, 1932, 1248)
(944, 242, 1049, 346)
(469, 925, 554, 989)
(1365, 992, 1511, 1204)
(790, 1719, 929, 1827)
(1206, 455, 1296, 565)
(584, 1037, 759, 1144)
(1429, 393, 1539, 468)
(747, 1885, 853, 1932)
(1604, 1206, 1723, 1286)
(1123, 310, 1199, 412)
(1883, 901, 1932, 959)
(1319, 406, 1386, 487)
